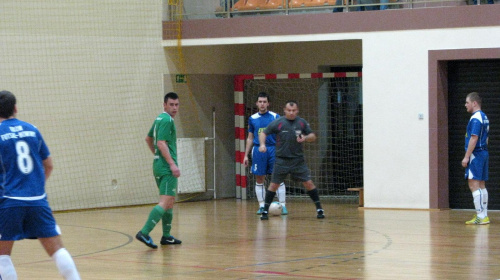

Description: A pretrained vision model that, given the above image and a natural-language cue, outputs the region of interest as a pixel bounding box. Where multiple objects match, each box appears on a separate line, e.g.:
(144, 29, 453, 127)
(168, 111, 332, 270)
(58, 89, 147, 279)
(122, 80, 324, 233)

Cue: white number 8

(16, 141, 33, 174)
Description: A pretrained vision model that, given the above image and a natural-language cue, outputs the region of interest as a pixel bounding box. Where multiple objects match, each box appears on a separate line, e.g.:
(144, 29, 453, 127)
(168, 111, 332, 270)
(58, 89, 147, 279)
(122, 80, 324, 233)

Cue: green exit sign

(176, 74, 187, 83)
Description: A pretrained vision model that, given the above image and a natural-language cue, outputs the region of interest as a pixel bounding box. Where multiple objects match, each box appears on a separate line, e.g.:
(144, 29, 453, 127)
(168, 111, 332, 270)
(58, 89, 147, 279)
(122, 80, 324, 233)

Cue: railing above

(164, 0, 490, 21)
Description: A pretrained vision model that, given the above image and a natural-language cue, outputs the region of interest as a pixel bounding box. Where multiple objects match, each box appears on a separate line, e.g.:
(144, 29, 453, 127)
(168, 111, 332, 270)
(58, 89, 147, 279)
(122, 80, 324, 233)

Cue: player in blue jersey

(243, 92, 288, 215)
(462, 92, 490, 225)
(0, 91, 80, 280)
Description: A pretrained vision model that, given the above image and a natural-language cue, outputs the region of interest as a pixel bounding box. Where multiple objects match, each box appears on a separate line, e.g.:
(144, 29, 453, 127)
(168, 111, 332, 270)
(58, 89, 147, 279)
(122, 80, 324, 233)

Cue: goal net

(1, 1, 208, 211)
(235, 73, 363, 200)
(163, 1, 209, 196)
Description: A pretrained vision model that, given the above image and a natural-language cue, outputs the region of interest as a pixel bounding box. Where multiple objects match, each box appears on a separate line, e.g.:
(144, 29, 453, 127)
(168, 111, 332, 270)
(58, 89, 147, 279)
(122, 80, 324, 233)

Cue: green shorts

(155, 174, 178, 196)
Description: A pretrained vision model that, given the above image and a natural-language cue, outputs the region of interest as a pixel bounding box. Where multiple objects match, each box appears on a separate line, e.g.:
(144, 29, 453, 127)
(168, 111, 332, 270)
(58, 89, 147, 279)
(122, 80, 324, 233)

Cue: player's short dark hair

(0, 90, 17, 119)
(257, 92, 270, 102)
(285, 100, 298, 107)
(164, 92, 179, 103)
(467, 92, 482, 106)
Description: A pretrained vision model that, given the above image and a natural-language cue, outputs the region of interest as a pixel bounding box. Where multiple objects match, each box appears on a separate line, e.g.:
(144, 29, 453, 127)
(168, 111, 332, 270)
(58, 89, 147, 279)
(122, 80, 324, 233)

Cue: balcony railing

(164, 0, 487, 21)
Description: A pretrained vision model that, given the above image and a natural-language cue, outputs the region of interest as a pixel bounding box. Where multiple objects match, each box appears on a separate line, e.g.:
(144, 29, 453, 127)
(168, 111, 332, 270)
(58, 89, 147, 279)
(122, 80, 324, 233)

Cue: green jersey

(148, 112, 177, 176)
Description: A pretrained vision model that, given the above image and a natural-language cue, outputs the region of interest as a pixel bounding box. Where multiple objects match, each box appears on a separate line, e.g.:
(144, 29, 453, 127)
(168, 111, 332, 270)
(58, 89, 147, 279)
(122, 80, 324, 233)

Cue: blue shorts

(251, 146, 275, 176)
(0, 206, 60, 241)
(465, 149, 489, 181)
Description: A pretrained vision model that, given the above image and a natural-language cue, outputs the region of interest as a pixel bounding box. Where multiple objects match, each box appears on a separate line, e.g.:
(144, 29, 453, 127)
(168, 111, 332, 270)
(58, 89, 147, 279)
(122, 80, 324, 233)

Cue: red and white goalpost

(234, 72, 363, 200)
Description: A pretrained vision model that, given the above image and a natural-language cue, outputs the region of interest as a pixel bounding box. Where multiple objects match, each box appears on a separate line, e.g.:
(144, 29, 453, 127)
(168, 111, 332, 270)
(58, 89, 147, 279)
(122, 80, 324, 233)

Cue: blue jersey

(248, 111, 279, 146)
(0, 118, 50, 208)
(465, 110, 489, 151)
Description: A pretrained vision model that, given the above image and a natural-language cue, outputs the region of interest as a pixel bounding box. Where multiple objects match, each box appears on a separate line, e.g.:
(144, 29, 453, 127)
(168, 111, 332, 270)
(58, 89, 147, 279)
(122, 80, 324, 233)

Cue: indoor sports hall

(1, 1, 499, 279)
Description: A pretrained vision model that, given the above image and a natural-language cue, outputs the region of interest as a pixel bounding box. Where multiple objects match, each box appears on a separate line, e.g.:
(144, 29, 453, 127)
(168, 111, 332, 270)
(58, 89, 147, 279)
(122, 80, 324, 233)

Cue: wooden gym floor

(9, 199, 500, 279)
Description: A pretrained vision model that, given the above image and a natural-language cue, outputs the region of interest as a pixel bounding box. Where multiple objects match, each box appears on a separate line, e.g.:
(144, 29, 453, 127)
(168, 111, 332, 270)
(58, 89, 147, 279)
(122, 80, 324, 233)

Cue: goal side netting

(1, 1, 208, 211)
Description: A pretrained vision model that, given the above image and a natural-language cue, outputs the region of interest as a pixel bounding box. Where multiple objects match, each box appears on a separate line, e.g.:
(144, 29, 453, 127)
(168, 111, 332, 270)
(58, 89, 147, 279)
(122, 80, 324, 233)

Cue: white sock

(472, 189, 485, 219)
(52, 248, 80, 280)
(277, 182, 286, 205)
(255, 183, 264, 207)
(0, 255, 17, 280)
(481, 188, 488, 218)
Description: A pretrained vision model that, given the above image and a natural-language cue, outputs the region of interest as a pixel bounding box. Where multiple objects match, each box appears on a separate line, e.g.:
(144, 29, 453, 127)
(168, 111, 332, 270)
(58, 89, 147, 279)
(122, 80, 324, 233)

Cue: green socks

(162, 208, 173, 237)
(141, 205, 166, 235)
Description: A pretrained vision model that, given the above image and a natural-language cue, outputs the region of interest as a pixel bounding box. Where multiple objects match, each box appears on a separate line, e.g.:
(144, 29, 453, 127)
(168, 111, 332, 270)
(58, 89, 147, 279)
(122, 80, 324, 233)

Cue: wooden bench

(347, 187, 364, 207)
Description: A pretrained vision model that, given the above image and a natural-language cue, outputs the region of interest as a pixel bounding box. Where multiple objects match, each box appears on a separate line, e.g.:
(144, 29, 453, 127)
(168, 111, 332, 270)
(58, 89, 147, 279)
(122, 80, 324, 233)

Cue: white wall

(363, 28, 499, 208)
(179, 25, 500, 209)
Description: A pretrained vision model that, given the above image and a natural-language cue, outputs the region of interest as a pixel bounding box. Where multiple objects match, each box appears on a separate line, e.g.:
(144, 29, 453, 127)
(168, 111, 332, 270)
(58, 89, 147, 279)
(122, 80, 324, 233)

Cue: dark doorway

(448, 59, 500, 209)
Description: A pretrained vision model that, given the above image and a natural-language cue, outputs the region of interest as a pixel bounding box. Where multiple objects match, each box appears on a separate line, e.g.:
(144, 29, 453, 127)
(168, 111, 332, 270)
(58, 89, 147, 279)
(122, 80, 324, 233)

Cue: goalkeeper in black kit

(258, 100, 324, 220)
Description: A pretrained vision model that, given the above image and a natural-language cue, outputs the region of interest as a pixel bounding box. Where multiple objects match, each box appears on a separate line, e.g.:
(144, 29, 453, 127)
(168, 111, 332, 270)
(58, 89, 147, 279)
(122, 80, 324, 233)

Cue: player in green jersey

(136, 92, 182, 249)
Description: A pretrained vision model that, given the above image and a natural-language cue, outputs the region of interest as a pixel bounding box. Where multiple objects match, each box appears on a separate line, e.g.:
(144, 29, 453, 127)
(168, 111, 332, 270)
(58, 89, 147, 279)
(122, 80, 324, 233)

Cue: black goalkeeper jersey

(263, 116, 313, 159)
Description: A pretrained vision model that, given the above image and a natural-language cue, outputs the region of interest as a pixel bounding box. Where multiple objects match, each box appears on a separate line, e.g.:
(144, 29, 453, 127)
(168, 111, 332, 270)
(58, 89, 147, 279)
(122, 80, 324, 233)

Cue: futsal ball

(268, 202, 282, 216)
